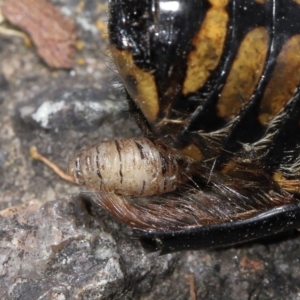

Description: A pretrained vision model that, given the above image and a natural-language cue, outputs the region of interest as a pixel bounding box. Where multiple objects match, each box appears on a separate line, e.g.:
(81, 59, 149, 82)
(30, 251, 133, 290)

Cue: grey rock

(0, 195, 180, 299)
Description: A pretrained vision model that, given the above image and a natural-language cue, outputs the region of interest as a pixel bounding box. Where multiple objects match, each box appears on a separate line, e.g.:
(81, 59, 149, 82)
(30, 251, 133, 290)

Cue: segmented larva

(68, 138, 181, 196)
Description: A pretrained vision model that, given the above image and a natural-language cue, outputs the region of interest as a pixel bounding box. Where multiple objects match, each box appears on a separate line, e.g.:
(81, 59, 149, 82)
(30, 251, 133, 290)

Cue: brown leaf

(2, 0, 77, 68)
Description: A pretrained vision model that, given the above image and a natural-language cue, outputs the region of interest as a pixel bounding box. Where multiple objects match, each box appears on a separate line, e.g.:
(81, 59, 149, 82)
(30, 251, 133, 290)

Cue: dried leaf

(2, 0, 77, 68)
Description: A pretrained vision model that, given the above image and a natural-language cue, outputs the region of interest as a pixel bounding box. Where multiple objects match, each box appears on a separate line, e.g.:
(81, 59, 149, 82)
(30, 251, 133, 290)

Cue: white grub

(68, 138, 180, 196)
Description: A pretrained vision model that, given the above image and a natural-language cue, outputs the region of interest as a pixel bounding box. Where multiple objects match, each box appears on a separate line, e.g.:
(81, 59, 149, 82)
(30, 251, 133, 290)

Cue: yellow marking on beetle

(274, 171, 300, 193)
(183, 1, 229, 95)
(111, 46, 159, 123)
(255, 0, 267, 4)
(181, 144, 203, 162)
(259, 35, 300, 125)
(221, 161, 237, 175)
(209, 0, 229, 7)
(217, 27, 269, 121)
(293, 0, 300, 5)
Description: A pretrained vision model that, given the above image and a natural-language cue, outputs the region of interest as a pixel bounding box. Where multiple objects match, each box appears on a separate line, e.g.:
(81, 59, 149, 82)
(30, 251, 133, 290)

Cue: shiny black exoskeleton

(102, 0, 300, 254)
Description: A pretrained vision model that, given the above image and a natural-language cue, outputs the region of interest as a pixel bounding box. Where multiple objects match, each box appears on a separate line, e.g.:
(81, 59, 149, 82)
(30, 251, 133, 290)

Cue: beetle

(68, 0, 300, 254)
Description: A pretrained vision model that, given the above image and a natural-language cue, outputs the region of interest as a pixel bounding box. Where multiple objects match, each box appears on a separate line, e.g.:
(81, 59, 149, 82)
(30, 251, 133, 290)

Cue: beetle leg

(135, 204, 300, 254)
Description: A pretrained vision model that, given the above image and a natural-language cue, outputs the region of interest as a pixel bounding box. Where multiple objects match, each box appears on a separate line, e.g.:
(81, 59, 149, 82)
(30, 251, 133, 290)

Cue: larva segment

(68, 138, 181, 197)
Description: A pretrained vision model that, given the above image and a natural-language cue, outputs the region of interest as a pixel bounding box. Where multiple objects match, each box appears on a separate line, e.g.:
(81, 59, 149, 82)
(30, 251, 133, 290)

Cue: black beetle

(69, 0, 300, 254)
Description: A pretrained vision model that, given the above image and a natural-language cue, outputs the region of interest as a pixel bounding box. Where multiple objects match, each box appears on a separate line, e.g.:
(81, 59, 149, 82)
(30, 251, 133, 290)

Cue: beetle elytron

(68, 0, 300, 254)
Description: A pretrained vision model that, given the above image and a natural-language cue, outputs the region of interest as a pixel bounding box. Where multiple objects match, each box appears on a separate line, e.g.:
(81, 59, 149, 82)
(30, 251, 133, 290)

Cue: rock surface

(1, 0, 300, 299)
(0, 195, 180, 299)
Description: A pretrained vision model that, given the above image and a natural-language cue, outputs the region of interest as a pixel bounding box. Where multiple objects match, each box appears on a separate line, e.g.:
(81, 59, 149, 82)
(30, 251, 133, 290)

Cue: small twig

(0, 10, 31, 46)
(188, 273, 197, 300)
(29, 146, 75, 184)
(2, 0, 76, 68)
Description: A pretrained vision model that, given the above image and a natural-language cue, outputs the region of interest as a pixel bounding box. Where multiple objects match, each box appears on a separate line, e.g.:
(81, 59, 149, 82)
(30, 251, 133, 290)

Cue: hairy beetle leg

(29, 146, 75, 184)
